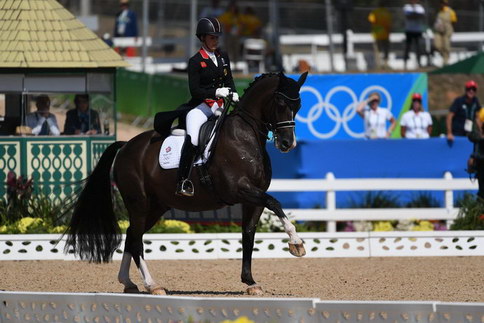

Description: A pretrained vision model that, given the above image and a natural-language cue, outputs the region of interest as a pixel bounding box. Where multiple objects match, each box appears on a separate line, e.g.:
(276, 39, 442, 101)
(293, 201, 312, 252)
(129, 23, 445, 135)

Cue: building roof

(0, 0, 129, 68)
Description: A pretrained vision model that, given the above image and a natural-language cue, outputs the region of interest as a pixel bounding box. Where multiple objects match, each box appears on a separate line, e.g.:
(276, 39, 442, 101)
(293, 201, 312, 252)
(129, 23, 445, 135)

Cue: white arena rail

(268, 172, 477, 232)
(1, 231, 483, 261)
(1, 291, 483, 323)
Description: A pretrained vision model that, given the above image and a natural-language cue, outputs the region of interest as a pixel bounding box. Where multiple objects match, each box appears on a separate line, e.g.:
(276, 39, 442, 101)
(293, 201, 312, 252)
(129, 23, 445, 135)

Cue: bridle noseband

(267, 91, 300, 134)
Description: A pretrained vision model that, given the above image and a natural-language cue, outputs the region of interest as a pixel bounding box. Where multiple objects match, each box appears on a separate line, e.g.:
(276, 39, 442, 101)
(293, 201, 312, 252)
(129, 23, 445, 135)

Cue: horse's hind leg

(120, 199, 167, 295)
(241, 204, 264, 296)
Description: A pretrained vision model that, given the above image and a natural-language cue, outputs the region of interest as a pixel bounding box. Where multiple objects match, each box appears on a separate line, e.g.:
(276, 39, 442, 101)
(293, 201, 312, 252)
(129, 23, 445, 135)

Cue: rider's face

(203, 35, 219, 52)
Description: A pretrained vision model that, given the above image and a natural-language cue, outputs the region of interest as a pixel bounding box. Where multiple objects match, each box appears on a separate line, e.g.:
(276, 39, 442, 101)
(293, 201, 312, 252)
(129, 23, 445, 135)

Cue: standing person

(218, 1, 243, 64)
(114, 0, 138, 56)
(25, 95, 60, 136)
(400, 93, 433, 138)
(176, 17, 239, 197)
(64, 94, 101, 135)
(446, 80, 481, 142)
(403, 0, 426, 69)
(368, 1, 392, 69)
(433, 0, 457, 66)
(356, 92, 396, 139)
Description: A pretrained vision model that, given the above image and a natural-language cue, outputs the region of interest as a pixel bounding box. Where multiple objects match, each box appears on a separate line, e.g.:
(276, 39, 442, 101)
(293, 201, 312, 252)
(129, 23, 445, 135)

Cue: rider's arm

(222, 52, 237, 94)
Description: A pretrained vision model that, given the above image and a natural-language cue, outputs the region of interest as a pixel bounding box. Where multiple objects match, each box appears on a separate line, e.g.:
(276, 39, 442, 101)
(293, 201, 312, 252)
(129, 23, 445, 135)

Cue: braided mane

(242, 72, 279, 96)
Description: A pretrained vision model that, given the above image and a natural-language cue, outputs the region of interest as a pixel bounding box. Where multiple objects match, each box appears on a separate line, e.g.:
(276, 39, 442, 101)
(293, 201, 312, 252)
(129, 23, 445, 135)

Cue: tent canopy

(430, 52, 484, 74)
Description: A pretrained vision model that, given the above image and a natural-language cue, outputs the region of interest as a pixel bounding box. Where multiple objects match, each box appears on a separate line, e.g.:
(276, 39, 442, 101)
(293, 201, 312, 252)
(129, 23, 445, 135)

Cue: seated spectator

(401, 93, 433, 138)
(446, 80, 481, 141)
(25, 95, 60, 136)
(64, 94, 101, 135)
(356, 92, 396, 139)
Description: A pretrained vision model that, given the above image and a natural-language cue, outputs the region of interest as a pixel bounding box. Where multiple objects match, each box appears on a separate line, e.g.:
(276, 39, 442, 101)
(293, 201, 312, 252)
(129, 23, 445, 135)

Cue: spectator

(64, 94, 101, 135)
(25, 95, 60, 136)
(114, 0, 138, 56)
(400, 93, 433, 138)
(470, 108, 484, 198)
(433, 0, 457, 66)
(199, 0, 224, 19)
(114, 0, 138, 38)
(446, 80, 481, 142)
(218, 0, 243, 64)
(403, 0, 426, 69)
(356, 92, 396, 139)
(368, 1, 392, 69)
(240, 6, 263, 38)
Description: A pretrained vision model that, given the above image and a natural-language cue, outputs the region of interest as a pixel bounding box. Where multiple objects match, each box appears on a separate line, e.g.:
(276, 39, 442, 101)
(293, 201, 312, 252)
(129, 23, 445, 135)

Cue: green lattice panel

(91, 140, 115, 167)
(26, 141, 88, 199)
(0, 142, 21, 198)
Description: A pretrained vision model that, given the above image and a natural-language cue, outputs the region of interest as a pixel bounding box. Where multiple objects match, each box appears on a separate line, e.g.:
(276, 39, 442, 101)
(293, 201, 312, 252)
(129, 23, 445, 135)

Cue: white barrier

(1, 291, 483, 323)
(269, 171, 477, 232)
(1, 231, 483, 261)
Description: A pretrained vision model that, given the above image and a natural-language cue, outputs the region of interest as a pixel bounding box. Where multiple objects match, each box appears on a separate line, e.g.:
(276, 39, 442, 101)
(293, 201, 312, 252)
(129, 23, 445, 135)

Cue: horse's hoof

(246, 285, 264, 296)
(288, 242, 306, 257)
(148, 285, 167, 295)
(123, 286, 140, 294)
(150, 288, 167, 295)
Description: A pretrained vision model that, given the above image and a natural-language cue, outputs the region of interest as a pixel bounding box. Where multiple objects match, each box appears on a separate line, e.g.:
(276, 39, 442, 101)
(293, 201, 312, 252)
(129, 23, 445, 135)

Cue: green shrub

(348, 191, 400, 208)
(405, 192, 440, 208)
(451, 195, 484, 230)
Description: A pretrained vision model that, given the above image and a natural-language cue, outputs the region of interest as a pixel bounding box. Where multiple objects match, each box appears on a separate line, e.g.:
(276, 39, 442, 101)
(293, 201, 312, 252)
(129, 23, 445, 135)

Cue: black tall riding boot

(176, 135, 198, 197)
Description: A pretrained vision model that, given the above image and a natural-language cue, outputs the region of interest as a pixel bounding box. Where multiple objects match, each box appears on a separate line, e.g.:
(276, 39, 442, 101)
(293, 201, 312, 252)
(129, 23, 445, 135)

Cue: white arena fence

(1, 231, 483, 261)
(268, 171, 477, 233)
(0, 291, 483, 323)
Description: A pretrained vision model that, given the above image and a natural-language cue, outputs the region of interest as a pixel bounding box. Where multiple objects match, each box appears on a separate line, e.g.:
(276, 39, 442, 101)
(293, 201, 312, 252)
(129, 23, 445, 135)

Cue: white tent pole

(189, 0, 198, 60)
(142, 0, 148, 73)
(325, 0, 335, 72)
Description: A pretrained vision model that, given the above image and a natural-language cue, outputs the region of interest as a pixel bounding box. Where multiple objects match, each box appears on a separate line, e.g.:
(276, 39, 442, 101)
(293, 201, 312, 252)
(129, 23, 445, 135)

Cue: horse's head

(268, 71, 308, 153)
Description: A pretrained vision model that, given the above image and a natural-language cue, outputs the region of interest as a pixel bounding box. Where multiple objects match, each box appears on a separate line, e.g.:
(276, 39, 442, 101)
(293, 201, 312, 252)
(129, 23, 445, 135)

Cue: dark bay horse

(66, 71, 308, 296)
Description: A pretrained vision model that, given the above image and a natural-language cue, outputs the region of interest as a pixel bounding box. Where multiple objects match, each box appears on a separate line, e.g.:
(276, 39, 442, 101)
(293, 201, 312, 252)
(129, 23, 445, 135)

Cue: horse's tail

(65, 141, 126, 263)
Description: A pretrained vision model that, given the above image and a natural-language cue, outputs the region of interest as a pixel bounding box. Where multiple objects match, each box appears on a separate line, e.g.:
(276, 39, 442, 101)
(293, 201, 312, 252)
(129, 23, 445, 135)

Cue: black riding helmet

(196, 17, 222, 40)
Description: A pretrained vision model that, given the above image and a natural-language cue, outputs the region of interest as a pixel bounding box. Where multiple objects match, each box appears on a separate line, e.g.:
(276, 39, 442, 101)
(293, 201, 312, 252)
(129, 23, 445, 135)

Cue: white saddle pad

(159, 133, 214, 170)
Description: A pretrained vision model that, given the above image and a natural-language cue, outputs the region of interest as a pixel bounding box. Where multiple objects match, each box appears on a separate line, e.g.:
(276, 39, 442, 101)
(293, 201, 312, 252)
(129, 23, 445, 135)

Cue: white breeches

(186, 102, 223, 146)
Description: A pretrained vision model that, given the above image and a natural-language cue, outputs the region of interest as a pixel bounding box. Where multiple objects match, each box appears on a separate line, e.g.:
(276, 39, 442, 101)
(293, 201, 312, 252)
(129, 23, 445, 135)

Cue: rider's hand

(214, 108, 224, 117)
(215, 87, 230, 98)
(232, 92, 239, 102)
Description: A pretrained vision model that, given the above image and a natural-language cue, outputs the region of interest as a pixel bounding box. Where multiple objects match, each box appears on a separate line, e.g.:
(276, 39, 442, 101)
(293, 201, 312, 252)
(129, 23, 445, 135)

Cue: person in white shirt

(400, 93, 433, 139)
(357, 92, 396, 139)
(403, 0, 426, 68)
(25, 95, 60, 136)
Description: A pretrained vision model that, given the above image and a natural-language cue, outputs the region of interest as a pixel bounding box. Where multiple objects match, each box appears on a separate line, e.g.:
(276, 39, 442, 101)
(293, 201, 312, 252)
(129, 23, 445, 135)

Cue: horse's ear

(297, 71, 308, 87)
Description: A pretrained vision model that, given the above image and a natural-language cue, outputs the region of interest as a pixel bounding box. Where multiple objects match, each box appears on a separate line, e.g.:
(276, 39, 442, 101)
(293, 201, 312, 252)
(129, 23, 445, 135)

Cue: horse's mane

(242, 72, 280, 96)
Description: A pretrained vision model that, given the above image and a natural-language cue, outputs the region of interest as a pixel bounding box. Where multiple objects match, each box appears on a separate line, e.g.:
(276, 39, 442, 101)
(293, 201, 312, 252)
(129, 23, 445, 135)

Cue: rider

(176, 17, 239, 197)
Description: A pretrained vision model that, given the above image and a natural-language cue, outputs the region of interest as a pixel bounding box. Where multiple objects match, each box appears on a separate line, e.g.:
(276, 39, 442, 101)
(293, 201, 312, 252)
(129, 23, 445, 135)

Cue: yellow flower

(220, 317, 255, 323)
(118, 220, 130, 232)
(0, 225, 7, 233)
(163, 219, 193, 233)
(412, 220, 434, 231)
(373, 221, 394, 231)
(17, 217, 43, 233)
(50, 225, 67, 233)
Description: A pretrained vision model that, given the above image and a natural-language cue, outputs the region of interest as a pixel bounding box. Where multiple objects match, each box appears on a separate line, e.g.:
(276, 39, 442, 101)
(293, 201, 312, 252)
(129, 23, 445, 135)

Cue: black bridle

(266, 91, 300, 134)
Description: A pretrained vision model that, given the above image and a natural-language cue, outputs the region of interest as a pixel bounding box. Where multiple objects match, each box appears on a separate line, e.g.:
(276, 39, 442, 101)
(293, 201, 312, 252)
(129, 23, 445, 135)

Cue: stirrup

(176, 179, 194, 197)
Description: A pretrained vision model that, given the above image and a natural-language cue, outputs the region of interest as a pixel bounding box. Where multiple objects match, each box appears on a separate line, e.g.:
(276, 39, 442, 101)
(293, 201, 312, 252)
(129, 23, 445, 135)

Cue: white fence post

(444, 171, 455, 228)
(326, 172, 336, 232)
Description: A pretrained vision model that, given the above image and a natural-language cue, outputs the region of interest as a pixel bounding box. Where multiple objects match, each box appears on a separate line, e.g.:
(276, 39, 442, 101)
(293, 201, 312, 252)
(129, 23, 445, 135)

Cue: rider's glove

(215, 87, 230, 98)
(232, 92, 239, 102)
(214, 108, 224, 117)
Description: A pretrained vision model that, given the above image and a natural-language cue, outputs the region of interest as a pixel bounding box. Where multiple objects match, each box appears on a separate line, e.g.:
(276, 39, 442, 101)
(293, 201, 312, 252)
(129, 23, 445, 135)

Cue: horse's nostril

(282, 140, 290, 150)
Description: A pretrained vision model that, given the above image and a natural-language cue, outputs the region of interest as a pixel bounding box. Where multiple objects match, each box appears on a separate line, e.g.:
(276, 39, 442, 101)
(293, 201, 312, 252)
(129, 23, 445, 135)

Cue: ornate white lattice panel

(0, 292, 317, 323)
(1, 292, 483, 323)
(369, 231, 484, 257)
(0, 231, 483, 261)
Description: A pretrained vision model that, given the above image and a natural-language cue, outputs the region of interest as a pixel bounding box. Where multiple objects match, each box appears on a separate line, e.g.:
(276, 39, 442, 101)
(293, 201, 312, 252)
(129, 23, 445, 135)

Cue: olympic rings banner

(291, 73, 428, 140)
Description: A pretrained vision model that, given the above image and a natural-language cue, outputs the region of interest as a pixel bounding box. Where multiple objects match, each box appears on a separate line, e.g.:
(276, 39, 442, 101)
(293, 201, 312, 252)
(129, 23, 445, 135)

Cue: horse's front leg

(240, 187, 306, 257)
(241, 203, 264, 296)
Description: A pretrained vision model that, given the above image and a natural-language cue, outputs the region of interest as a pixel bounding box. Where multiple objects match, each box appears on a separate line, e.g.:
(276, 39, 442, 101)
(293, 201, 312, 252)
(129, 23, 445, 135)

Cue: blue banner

(293, 73, 428, 139)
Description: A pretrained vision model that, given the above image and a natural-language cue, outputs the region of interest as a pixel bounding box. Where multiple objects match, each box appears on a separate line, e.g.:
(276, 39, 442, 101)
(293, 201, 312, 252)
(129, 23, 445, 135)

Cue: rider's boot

(176, 135, 198, 197)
